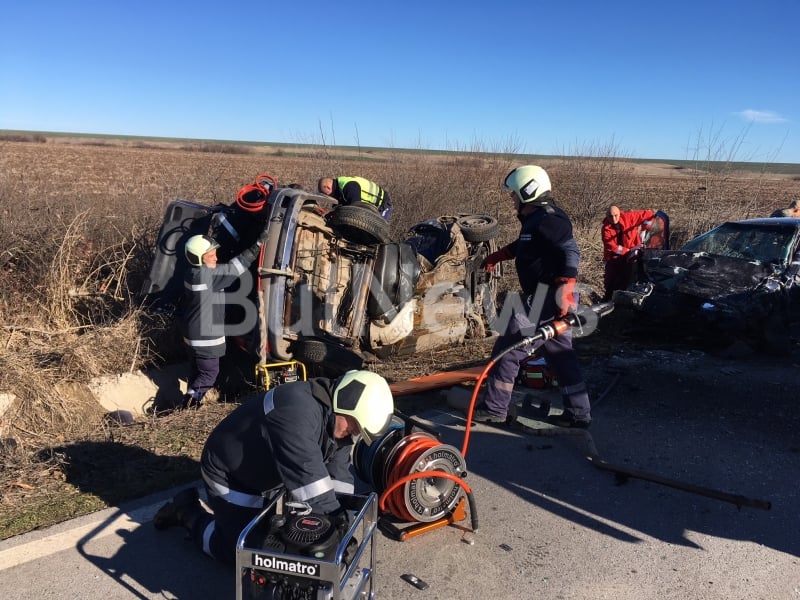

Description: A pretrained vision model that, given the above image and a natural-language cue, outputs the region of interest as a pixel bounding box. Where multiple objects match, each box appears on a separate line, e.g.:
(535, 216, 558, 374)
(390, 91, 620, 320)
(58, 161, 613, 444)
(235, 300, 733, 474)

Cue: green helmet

(333, 370, 394, 445)
(503, 165, 552, 203)
(184, 235, 220, 267)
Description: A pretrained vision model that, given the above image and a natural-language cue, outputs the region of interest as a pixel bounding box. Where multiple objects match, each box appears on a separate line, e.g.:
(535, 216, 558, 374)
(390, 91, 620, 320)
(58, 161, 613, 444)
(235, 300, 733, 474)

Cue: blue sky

(2, 1, 798, 163)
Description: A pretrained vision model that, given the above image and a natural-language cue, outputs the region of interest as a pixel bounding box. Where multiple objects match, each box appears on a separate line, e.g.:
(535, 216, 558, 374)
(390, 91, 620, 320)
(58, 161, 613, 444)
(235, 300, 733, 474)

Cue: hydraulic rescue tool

(236, 492, 378, 600)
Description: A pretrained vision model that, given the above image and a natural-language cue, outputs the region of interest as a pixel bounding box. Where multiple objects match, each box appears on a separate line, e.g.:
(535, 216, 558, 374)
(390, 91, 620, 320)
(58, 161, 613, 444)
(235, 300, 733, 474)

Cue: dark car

(613, 217, 800, 352)
(142, 186, 501, 378)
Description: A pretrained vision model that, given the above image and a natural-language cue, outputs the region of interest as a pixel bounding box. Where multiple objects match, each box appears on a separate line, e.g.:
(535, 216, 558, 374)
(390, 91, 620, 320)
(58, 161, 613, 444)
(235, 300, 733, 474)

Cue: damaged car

(142, 185, 501, 378)
(613, 217, 800, 353)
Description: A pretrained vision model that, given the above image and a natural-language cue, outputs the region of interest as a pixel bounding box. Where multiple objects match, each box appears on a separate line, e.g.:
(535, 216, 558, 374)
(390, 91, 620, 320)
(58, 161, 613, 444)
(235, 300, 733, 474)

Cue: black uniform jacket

(200, 378, 354, 514)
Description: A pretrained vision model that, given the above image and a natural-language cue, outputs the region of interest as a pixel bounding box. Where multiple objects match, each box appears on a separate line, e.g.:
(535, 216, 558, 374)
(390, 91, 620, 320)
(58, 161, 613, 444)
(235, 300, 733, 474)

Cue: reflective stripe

(186, 282, 209, 291)
(229, 257, 246, 275)
(202, 520, 215, 556)
(262, 389, 275, 416)
(216, 213, 240, 241)
(494, 379, 515, 392)
(291, 476, 334, 502)
(184, 336, 226, 347)
(202, 471, 265, 508)
(331, 479, 354, 494)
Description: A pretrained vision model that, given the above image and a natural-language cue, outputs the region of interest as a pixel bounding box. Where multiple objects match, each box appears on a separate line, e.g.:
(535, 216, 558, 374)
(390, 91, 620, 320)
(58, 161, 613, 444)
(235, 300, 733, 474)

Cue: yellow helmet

(503, 165, 551, 203)
(184, 235, 220, 267)
(333, 370, 394, 445)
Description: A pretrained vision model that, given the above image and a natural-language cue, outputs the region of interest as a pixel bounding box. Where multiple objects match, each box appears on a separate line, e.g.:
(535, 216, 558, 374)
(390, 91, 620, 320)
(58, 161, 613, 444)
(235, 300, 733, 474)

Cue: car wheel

(328, 205, 390, 245)
(292, 337, 364, 376)
(457, 215, 499, 242)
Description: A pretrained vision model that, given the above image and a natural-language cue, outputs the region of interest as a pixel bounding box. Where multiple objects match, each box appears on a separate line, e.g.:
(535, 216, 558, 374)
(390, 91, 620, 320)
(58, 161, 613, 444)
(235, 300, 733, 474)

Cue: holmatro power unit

(235, 492, 377, 600)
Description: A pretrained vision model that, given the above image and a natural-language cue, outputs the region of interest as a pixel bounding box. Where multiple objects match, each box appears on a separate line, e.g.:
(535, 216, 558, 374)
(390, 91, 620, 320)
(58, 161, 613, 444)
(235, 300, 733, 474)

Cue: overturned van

(142, 187, 501, 376)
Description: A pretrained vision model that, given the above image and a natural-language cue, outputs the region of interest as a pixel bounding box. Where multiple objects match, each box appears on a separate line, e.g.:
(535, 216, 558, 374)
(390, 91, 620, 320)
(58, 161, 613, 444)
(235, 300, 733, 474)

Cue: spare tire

(292, 337, 364, 376)
(457, 215, 499, 242)
(328, 204, 389, 245)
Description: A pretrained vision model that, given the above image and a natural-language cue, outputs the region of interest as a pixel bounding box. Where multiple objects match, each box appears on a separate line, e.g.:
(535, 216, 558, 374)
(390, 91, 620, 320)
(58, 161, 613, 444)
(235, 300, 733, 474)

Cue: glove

(257, 227, 269, 245)
(481, 245, 514, 272)
(554, 277, 577, 317)
(331, 506, 354, 536)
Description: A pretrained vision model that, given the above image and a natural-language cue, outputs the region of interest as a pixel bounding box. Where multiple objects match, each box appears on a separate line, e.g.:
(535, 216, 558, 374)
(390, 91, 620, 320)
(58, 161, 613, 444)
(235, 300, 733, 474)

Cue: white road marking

(0, 503, 158, 571)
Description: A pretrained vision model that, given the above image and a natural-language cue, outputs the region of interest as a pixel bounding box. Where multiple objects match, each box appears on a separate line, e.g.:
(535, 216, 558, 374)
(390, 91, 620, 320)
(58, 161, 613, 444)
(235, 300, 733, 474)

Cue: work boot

(548, 410, 592, 429)
(153, 487, 200, 530)
(472, 407, 509, 425)
(179, 393, 202, 410)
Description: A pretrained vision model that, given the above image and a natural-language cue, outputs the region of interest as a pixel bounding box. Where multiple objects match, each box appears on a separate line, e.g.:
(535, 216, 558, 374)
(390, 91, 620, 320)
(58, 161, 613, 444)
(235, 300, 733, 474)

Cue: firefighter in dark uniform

(179, 229, 266, 409)
(475, 165, 592, 428)
(153, 370, 395, 565)
(318, 176, 393, 221)
(212, 175, 277, 262)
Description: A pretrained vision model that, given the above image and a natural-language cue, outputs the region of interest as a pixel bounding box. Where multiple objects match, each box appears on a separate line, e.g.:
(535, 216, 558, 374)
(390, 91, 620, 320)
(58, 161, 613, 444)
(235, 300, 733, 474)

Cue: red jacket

(602, 210, 655, 261)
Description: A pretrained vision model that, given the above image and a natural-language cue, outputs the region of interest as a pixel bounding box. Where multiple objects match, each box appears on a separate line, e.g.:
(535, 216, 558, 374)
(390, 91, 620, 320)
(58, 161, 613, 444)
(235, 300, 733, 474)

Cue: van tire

(292, 337, 364, 376)
(328, 205, 389, 245)
(457, 215, 499, 242)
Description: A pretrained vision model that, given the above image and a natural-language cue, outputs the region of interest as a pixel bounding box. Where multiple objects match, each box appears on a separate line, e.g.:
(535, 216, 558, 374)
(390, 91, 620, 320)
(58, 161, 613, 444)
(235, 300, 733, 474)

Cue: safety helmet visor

(503, 165, 551, 203)
(185, 235, 220, 266)
(333, 370, 395, 446)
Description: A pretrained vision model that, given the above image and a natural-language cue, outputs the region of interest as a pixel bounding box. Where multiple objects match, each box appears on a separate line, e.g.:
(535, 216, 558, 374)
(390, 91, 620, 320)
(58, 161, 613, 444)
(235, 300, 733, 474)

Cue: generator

(517, 356, 558, 389)
(235, 492, 377, 600)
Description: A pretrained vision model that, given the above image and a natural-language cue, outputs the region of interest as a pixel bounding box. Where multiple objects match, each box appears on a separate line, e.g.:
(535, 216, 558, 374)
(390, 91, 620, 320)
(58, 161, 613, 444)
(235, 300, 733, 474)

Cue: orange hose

(460, 359, 496, 459)
(379, 471, 472, 515)
(384, 436, 440, 520)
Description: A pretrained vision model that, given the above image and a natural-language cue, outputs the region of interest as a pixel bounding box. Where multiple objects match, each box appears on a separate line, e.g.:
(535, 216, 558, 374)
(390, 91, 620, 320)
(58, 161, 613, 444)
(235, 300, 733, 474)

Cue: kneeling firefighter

(153, 370, 395, 565)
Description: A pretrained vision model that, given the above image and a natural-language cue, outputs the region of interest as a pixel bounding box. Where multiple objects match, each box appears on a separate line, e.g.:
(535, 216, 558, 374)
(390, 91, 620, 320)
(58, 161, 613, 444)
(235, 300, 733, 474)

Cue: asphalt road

(1, 356, 798, 600)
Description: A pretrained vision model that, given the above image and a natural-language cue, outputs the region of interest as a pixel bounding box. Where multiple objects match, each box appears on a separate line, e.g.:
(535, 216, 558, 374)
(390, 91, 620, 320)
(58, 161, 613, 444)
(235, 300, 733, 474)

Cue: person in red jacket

(601, 205, 655, 300)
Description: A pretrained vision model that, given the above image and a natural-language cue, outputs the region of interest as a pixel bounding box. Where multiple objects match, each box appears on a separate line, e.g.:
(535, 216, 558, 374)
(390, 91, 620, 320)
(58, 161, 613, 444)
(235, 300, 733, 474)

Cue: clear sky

(2, 1, 798, 163)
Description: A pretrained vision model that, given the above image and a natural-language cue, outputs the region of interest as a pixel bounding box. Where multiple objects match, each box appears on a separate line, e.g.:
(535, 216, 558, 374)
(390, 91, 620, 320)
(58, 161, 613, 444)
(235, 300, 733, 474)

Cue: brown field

(0, 134, 798, 538)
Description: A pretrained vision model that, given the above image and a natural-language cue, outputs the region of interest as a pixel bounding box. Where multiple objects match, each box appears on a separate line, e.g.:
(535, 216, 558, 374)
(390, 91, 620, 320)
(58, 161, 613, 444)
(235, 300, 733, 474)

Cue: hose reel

(354, 416, 477, 540)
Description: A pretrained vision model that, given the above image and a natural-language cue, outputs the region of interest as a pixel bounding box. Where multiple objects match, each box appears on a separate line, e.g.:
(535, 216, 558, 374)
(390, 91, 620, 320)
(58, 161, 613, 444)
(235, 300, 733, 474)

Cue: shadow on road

(42, 441, 200, 513)
(427, 351, 800, 560)
(76, 512, 230, 599)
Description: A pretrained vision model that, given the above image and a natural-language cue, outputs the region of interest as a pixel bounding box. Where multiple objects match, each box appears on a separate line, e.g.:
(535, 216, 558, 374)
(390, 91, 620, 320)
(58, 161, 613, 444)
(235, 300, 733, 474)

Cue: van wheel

(328, 205, 389, 245)
(292, 337, 364, 376)
(457, 215, 499, 242)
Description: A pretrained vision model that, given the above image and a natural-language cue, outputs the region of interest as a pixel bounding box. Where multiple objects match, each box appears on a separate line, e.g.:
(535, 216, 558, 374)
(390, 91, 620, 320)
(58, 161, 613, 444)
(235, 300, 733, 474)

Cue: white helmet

(503, 165, 552, 203)
(333, 370, 394, 445)
(184, 235, 220, 267)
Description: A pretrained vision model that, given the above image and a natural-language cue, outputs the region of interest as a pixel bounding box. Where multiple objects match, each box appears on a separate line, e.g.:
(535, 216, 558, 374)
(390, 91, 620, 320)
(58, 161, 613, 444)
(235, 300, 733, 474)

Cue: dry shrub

(1, 137, 799, 450)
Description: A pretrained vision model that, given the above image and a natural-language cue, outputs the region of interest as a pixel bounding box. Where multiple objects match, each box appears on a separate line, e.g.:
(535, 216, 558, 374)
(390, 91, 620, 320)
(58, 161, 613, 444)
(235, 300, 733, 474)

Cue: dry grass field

(1, 133, 798, 539)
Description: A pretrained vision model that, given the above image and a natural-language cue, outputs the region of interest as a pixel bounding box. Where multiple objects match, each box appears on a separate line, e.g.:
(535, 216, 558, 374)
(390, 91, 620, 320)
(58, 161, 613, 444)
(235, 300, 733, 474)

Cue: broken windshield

(681, 222, 795, 267)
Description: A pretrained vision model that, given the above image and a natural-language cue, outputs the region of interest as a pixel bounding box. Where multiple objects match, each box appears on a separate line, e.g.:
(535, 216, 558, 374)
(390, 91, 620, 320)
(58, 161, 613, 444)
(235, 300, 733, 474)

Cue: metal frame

(235, 492, 378, 600)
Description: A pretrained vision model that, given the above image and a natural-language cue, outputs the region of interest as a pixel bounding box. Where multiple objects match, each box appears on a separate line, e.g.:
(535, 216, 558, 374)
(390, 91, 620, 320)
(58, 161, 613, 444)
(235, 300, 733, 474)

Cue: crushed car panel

(615, 217, 800, 352)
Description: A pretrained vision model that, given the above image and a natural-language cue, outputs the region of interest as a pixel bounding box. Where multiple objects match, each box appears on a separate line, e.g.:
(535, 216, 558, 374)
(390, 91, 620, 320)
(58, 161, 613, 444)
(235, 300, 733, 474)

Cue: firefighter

(178, 229, 267, 409)
(153, 370, 395, 565)
(212, 176, 276, 261)
(601, 205, 656, 301)
(476, 165, 592, 428)
(317, 176, 393, 220)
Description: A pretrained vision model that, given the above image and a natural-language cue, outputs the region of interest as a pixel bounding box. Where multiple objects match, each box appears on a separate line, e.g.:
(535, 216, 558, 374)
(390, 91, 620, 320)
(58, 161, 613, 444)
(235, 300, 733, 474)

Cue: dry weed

(0, 135, 799, 539)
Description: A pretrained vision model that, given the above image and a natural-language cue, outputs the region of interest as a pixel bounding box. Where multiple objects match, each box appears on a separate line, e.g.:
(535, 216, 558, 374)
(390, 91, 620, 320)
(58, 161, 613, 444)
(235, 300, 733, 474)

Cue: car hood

(640, 250, 776, 300)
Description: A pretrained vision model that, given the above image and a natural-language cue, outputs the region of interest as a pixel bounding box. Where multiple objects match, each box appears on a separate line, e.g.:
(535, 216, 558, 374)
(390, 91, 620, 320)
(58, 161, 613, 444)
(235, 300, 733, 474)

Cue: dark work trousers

(187, 355, 221, 402)
(483, 291, 591, 420)
(603, 254, 634, 301)
(188, 491, 264, 565)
